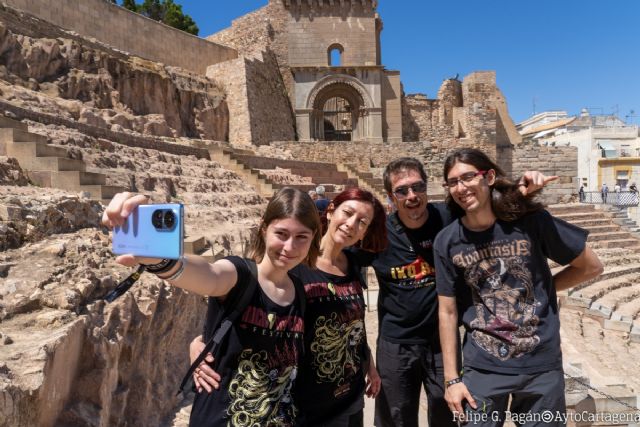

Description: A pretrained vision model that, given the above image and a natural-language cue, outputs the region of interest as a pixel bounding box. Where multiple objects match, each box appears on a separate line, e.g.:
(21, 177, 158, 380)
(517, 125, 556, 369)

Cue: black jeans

(461, 366, 566, 427)
(374, 338, 457, 427)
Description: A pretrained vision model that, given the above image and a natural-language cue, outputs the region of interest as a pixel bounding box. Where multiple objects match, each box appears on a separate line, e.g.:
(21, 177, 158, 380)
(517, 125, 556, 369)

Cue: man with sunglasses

(351, 157, 554, 427)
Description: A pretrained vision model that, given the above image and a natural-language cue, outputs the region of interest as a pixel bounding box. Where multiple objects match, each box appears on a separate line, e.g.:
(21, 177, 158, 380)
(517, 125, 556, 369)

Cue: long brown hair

(323, 187, 388, 252)
(248, 187, 321, 267)
(443, 148, 545, 221)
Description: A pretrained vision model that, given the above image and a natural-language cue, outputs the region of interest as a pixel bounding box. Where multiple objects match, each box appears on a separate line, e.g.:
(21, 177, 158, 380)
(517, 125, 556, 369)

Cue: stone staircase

(0, 115, 122, 203)
(554, 203, 640, 340)
(550, 203, 640, 419)
(201, 143, 366, 199)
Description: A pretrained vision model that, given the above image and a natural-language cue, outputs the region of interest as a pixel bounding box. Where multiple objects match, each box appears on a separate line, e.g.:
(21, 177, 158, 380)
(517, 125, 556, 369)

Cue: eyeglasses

(392, 181, 427, 199)
(443, 170, 488, 188)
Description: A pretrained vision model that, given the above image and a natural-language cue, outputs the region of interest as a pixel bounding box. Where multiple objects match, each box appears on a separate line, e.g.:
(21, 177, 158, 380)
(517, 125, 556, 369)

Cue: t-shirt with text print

(291, 252, 368, 424)
(351, 202, 453, 344)
(189, 256, 306, 427)
(434, 210, 588, 374)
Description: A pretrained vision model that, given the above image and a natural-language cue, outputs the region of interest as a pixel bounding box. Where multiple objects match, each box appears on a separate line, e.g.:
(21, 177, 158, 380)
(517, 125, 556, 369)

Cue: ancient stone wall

(0, 7, 230, 141)
(2, 0, 237, 75)
(270, 140, 422, 172)
(511, 144, 578, 204)
(206, 1, 294, 102)
(285, 2, 378, 67)
(207, 51, 295, 146)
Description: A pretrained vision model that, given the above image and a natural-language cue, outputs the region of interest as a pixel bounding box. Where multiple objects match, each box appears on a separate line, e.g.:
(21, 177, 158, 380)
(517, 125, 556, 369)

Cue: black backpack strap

(177, 258, 259, 395)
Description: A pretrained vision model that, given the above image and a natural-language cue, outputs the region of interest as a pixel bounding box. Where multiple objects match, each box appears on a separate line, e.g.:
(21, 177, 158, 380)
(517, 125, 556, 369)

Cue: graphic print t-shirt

(434, 210, 588, 374)
(291, 255, 368, 423)
(352, 203, 453, 344)
(189, 256, 305, 427)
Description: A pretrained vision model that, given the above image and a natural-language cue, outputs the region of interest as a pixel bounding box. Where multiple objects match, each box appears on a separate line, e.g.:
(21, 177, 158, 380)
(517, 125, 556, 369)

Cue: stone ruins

(0, 0, 638, 426)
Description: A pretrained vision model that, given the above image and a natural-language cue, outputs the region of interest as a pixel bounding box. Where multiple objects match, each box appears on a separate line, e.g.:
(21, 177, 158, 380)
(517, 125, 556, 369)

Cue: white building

(518, 109, 640, 191)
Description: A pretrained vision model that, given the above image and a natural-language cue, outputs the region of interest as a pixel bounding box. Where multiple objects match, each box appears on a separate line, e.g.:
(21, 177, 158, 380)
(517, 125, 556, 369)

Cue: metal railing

(580, 191, 639, 206)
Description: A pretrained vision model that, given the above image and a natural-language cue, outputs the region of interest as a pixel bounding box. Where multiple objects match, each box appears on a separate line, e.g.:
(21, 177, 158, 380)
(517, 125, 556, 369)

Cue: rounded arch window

(327, 44, 344, 66)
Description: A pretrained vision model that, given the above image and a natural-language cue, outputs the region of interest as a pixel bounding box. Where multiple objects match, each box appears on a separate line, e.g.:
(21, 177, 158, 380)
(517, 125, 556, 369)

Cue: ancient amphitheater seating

(0, 116, 123, 203)
(553, 204, 640, 340)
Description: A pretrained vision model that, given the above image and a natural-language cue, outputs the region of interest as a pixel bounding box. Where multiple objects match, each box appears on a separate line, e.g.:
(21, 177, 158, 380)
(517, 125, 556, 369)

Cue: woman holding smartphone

(190, 188, 388, 426)
(103, 188, 321, 427)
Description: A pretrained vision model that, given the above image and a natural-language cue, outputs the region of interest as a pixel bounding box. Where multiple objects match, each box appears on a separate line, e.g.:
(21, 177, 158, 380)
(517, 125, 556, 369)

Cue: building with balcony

(518, 109, 640, 191)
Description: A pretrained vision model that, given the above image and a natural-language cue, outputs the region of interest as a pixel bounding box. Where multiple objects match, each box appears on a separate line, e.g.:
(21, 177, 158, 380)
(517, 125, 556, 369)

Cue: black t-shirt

(352, 203, 454, 344)
(291, 252, 368, 423)
(434, 210, 588, 374)
(189, 256, 306, 427)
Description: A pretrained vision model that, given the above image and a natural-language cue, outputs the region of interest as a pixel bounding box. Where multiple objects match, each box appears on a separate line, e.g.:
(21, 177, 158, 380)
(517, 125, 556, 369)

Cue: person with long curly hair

(436, 148, 603, 426)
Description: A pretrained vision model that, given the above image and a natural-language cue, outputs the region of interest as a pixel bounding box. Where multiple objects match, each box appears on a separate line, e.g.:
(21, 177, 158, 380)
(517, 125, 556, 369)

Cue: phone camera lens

(163, 210, 176, 229)
(152, 210, 164, 229)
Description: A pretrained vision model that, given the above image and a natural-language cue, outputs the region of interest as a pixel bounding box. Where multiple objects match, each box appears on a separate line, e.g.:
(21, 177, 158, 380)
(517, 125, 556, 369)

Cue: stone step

(76, 185, 122, 200)
(587, 231, 633, 242)
(554, 212, 606, 222)
(573, 275, 635, 302)
(581, 224, 621, 234)
(6, 140, 69, 160)
(571, 265, 640, 294)
(233, 154, 339, 172)
(0, 127, 47, 144)
(614, 292, 640, 319)
(28, 170, 106, 187)
(593, 281, 640, 312)
(548, 203, 595, 215)
(270, 183, 339, 192)
(29, 156, 86, 172)
(571, 218, 618, 228)
(590, 238, 640, 249)
(0, 115, 28, 131)
(184, 235, 208, 255)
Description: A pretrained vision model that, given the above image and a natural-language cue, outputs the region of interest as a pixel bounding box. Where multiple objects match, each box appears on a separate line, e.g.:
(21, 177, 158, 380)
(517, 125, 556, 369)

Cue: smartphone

(112, 203, 184, 259)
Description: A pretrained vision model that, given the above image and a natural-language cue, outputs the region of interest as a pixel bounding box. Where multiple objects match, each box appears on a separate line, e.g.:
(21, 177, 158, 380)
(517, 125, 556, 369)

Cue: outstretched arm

(103, 192, 238, 297)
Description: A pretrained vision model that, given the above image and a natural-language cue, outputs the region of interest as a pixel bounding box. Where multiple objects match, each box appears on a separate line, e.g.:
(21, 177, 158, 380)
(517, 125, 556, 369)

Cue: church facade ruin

(283, 0, 402, 143)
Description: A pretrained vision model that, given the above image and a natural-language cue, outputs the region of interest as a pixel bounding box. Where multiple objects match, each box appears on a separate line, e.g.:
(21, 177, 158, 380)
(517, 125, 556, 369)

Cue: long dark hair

(323, 187, 388, 252)
(443, 148, 545, 221)
(248, 187, 322, 267)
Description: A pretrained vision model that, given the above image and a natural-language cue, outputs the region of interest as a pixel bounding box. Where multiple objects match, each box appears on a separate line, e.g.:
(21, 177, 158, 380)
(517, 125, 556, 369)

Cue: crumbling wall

(2, 0, 236, 75)
(511, 144, 578, 204)
(207, 51, 295, 146)
(206, 1, 294, 100)
(0, 5, 230, 140)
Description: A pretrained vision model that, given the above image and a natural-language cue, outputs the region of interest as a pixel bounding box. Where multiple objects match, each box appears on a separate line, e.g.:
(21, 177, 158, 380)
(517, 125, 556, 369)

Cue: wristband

(159, 257, 187, 281)
(445, 377, 463, 388)
(141, 258, 174, 273)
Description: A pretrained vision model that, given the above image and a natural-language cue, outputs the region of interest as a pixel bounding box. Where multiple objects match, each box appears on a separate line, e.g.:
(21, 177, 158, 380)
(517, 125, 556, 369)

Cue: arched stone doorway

(311, 81, 365, 141)
(322, 96, 352, 141)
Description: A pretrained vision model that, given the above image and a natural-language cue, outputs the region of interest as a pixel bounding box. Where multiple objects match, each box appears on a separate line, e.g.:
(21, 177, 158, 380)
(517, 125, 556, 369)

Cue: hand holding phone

(112, 204, 184, 260)
(103, 192, 184, 261)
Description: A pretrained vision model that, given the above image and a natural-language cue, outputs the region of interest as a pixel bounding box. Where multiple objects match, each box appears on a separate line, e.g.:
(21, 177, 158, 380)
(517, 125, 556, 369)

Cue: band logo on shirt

(452, 239, 530, 269)
(390, 256, 435, 281)
(304, 280, 364, 303)
(241, 306, 305, 339)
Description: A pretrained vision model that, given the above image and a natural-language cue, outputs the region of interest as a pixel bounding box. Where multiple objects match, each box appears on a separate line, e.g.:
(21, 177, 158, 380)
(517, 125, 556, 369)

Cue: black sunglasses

(392, 181, 427, 198)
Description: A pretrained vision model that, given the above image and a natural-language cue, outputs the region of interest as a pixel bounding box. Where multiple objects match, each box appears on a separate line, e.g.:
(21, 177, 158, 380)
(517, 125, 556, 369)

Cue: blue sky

(176, 0, 640, 124)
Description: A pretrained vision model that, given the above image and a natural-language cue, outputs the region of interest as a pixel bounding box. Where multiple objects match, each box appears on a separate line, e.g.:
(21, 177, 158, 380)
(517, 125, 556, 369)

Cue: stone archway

(309, 79, 368, 141)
